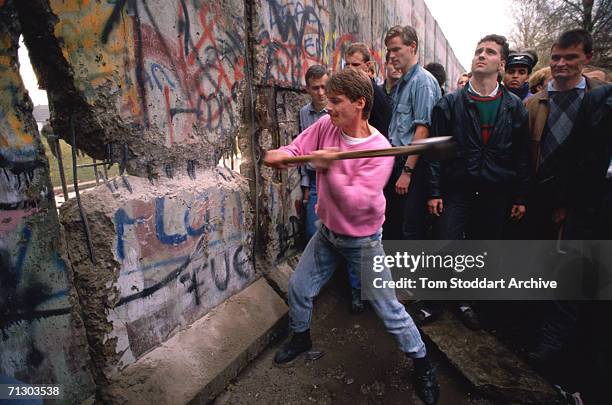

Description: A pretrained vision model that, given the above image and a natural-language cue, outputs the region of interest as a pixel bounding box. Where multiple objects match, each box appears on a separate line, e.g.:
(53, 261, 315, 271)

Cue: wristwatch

(402, 166, 414, 174)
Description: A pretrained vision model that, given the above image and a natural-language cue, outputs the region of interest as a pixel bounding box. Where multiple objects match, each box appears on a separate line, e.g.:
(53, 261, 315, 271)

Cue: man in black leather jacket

(417, 35, 531, 331)
(426, 35, 531, 240)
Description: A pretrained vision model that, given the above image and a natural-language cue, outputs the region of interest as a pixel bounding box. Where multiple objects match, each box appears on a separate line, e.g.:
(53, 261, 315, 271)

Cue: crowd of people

(265, 25, 611, 405)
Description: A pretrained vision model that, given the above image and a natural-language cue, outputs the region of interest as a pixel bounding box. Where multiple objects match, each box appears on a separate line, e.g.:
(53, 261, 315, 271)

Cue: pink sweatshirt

(280, 115, 394, 237)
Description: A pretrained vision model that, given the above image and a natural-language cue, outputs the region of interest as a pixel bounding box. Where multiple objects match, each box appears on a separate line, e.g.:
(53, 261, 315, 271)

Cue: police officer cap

(507, 52, 537, 73)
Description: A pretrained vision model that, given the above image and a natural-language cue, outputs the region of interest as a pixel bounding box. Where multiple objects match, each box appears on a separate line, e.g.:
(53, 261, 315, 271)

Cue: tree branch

(559, 0, 584, 14)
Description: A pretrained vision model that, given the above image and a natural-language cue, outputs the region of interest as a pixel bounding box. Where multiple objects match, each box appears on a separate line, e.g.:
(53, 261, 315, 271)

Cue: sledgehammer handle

(279, 136, 454, 164)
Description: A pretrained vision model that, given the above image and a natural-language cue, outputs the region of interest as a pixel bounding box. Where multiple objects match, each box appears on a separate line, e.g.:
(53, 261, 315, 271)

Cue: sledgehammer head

(424, 140, 458, 160)
(411, 136, 457, 161)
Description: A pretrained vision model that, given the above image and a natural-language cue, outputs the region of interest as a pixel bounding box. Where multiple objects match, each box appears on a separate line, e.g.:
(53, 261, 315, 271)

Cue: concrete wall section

(424, 7, 435, 63)
(59, 169, 255, 380)
(0, 2, 95, 402)
(435, 23, 447, 66)
(41, 0, 246, 175)
(447, 46, 464, 90)
(256, 86, 309, 265)
(410, 0, 426, 65)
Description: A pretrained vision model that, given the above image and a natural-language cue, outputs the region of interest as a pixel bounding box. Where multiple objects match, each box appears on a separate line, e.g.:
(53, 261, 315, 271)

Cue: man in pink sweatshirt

(265, 69, 439, 405)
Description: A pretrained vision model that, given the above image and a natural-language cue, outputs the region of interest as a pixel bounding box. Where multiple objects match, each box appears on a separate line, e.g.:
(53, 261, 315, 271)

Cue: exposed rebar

(244, 0, 259, 271)
(52, 135, 70, 200)
(70, 115, 96, 264)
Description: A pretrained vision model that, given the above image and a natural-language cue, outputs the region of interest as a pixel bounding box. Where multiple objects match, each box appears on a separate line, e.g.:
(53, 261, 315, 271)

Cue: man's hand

(264, 150, 290, 169)
(510, 204, 526, 221)
(311, 147, 339, 170)
(552, 207, 567, 226)
(428, 198, 444, 216)
(395, 172, 411, 195)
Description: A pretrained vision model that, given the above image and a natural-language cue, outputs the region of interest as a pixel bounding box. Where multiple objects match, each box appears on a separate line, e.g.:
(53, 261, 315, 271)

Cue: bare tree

(509, 0, 611, 69)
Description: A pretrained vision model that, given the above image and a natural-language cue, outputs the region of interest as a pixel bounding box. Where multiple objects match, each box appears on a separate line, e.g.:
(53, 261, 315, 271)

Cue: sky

(19, 1, 515, 106)
(18, 37, 48, 107)
(424, 0, 514, 71)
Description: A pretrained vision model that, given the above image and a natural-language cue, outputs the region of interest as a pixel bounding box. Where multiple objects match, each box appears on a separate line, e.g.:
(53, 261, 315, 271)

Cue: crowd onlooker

(383, 51, 402, 101)
(503, 49, 538, 100)
(384, 25, 441, 241)
(424, 62, 447, 95)
(298, 65, 329, 243)
(344, 42, 392, 138)
(455, 72, 470, 89)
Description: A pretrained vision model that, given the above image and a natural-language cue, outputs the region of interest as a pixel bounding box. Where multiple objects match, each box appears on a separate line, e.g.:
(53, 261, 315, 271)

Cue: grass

(42, 137, 119, 189)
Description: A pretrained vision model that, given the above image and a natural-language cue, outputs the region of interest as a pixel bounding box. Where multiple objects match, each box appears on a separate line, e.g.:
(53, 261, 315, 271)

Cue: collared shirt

(298, 102, 328, 186)
(467, 80, 500, 97)
(299, 102, 327, 132)
(547, 76, 587, 92)
(388, 63, 441, 146)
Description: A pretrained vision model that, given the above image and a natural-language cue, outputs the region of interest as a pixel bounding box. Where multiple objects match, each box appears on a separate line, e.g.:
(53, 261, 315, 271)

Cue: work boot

(274, 330, 312, 364)
(351, 288, 365, 314)
(413, 359, 440, 405)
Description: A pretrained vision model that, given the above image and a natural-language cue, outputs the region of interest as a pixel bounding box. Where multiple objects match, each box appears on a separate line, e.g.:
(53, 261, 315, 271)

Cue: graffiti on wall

(257, 0, 373, 86)
(0, 29, 67, 332)
(1, 220, 90, 400)
(267, 181, 302, 263)
(257, 0, 464, 90)
(51, 0, 245, 147)
(110, 188, 254, 361)
(258, 0, 330, 87)
(1, 22, 94, 400)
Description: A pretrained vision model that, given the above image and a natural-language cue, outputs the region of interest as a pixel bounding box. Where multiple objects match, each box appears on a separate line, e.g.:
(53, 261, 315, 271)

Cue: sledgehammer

(279, 136, 456, 164)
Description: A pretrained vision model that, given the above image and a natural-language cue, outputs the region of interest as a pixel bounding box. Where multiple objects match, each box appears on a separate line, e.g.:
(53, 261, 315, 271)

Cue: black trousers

(436, 183, 512, 240)
(383, 157, 428, 240)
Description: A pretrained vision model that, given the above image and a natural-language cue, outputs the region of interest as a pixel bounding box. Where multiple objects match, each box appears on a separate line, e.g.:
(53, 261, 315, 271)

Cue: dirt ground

(213, 274, 496, 405)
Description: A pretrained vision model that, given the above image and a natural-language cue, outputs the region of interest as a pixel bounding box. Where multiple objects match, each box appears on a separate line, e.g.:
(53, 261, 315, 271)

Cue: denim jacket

(388, 63, 441, 147)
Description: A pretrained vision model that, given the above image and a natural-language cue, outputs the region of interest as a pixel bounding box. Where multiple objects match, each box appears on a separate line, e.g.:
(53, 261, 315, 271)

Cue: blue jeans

(288, 225, 426, 358)
(305, 171, 360, 290)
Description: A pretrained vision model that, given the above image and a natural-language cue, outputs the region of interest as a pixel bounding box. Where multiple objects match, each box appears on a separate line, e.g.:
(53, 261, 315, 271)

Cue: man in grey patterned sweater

(525, 28, 606, 239)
